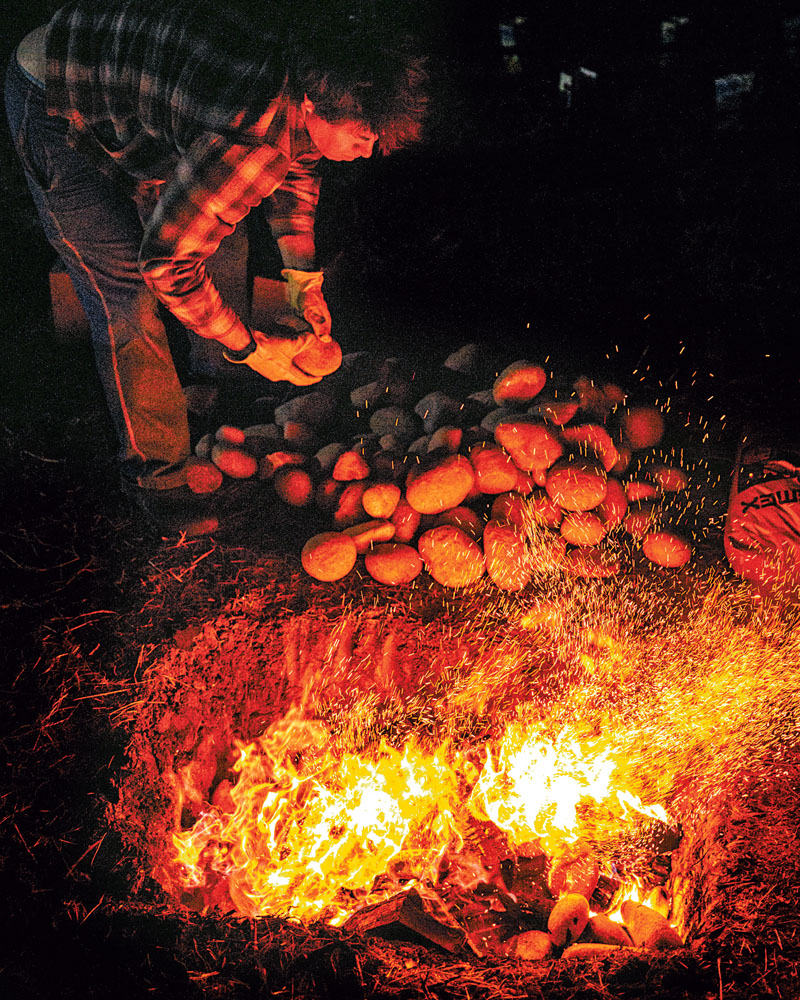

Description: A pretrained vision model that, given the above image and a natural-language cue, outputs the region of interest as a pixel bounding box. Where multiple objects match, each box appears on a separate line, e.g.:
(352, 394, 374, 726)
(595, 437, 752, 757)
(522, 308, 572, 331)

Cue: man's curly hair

(286, 9, 428, 154)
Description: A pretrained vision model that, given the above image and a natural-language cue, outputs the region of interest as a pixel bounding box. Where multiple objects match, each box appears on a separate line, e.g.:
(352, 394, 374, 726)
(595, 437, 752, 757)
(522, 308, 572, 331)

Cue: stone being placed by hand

(293, 336, 342, 377)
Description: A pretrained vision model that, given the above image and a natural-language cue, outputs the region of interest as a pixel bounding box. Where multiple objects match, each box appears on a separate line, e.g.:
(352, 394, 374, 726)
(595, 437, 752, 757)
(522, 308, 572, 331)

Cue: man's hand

(282, 269, 332, 341)
(244, 330, 322, 386)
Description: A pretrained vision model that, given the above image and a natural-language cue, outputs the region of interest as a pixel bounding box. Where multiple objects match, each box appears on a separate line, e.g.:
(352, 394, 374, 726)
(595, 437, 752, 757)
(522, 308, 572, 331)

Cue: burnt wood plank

(342, 890, 466, 954)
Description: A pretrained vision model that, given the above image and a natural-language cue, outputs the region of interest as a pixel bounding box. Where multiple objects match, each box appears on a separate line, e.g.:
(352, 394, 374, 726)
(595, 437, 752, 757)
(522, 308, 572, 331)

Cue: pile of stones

(188, 345, 692, 586)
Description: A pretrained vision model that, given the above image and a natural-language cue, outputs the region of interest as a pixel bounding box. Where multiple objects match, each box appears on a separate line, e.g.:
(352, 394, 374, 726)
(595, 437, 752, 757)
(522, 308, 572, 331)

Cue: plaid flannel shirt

(44, 0, 321, 341)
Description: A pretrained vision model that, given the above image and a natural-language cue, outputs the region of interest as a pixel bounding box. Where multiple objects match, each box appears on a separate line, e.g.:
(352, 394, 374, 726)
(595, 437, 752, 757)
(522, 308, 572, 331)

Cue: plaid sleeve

(139, 132, 318, 341)
(266, 150, 321, 241)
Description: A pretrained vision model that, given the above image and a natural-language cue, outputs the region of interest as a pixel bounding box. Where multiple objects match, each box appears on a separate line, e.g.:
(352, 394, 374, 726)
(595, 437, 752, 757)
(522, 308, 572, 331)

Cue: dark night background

(2, 1, 800, 390)
(1, 4, 800, 997)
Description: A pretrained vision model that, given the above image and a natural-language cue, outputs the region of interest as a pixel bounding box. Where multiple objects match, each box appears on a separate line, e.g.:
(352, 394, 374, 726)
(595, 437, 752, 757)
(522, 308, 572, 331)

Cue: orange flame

(169, 707, 671, 923)
(469, 723, 666, 852)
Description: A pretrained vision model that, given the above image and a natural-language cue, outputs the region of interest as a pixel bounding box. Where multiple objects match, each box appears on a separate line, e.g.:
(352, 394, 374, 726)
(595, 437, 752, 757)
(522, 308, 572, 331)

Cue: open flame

(169, 705, 672, 925)
(471, 723, 668, 851)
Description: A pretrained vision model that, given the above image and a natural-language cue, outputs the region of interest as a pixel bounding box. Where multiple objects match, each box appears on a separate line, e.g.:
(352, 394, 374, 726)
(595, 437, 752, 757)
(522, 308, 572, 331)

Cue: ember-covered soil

(3, 32, 800, 998)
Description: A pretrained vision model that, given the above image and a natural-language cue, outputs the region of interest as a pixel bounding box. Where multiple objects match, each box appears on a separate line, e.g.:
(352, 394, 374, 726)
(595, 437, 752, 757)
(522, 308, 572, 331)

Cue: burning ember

(112, 562, 800, 964)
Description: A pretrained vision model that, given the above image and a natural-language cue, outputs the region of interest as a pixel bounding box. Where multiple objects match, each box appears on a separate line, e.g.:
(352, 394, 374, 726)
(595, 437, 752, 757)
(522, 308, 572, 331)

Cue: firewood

(342, 890, 465, 954)
(561, 942, 632, 960)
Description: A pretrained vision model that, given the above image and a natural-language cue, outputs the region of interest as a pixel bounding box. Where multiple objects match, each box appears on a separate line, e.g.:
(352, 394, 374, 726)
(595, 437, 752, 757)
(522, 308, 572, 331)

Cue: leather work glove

(281, 268, 332, 341)
(224, 329, 322, 386)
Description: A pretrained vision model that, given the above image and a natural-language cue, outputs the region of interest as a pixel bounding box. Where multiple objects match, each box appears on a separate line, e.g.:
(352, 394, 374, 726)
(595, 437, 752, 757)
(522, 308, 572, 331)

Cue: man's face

(304, 104, 378, 161)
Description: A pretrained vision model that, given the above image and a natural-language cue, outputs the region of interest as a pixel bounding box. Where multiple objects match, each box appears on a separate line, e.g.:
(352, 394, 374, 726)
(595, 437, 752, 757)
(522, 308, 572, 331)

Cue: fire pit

(109, 557, 800, 995)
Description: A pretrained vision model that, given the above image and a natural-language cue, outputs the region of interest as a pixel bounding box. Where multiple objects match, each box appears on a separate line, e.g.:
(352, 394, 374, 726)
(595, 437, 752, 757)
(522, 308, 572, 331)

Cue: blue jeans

(4, 54, 191, 490)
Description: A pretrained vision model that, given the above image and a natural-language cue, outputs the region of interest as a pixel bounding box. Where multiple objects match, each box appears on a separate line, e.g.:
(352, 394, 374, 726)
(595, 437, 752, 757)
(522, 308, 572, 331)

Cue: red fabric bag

(724, 429, 800, 594)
